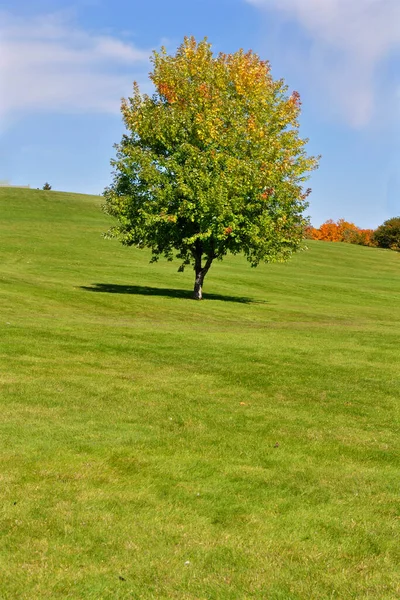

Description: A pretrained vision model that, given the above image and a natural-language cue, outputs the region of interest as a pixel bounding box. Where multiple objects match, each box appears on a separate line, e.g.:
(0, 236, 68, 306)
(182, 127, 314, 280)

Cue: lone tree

(42, 182, 52, 190)
(104, 37, 319, 299)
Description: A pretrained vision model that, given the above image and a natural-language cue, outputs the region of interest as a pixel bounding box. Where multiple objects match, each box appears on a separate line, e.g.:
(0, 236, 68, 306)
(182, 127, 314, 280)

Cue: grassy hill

(1, 187, 399, 599)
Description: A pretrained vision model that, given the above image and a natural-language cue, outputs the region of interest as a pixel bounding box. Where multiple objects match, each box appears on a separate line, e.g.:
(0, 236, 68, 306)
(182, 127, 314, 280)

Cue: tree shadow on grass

(80, 283, 266, 304)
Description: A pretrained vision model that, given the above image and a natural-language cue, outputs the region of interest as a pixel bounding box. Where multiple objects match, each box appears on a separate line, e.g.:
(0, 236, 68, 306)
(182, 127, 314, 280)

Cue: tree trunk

(192, 245, 214, 300)
(193, 269, 205, 300)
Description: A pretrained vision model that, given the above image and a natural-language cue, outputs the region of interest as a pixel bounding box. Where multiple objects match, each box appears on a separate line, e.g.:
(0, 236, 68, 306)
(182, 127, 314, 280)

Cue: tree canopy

(373, 217, 400, 252)
(103, 37, 319, 298)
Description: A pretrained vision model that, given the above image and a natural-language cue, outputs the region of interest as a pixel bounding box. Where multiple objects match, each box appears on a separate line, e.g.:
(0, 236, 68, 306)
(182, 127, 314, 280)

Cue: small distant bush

(373, 217, 400, 252)
(42, 182, 52, 190)
(347, 228, 376, 247)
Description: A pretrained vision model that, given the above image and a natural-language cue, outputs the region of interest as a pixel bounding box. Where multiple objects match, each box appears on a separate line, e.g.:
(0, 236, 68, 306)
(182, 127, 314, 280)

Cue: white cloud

(0, 11, 151, 126)
(247, 0, 400, 126)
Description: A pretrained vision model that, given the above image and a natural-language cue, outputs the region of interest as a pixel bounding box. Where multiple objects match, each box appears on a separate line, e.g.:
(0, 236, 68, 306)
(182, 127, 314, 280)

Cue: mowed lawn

(0, 187, 399, 599)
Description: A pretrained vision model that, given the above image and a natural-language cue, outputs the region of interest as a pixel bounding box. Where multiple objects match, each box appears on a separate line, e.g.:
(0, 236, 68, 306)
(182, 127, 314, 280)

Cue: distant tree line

(306, 217, 400, 252)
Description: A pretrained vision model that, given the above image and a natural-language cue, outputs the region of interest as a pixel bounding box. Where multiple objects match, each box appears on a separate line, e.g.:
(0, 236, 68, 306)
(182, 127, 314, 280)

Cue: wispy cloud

(0, 11, 151, 127)
(247, 0, 400, 127)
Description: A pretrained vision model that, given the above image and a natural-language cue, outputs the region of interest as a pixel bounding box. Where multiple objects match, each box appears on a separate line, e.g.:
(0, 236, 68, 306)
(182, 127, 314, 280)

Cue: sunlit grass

(0, 187, 399, 599)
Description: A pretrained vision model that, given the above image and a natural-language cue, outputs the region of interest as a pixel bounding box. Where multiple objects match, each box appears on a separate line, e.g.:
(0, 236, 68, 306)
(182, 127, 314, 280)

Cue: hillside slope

(1, 188, 399, 599)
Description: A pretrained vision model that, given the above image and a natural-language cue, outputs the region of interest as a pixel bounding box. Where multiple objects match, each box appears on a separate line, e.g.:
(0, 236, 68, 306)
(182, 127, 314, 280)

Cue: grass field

(0, 187, 399, 599)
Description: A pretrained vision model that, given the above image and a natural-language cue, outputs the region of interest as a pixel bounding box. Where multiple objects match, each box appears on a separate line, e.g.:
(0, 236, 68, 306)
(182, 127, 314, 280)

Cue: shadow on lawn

(80, 283, 264, 304)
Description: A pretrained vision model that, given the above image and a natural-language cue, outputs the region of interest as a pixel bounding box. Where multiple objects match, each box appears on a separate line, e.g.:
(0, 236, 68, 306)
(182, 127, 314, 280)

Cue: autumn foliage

(306, 219, 376, 247)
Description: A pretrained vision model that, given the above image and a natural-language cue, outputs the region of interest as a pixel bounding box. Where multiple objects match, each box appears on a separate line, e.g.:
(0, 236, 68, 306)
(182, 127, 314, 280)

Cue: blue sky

(1, 0, 399, 227)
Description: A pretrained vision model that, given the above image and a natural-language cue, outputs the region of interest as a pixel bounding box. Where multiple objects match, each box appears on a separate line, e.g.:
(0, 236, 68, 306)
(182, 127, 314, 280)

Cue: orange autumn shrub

(309, 219, 376, 247)
(303, 225, 317, 239)
(347, 228, 376, 247)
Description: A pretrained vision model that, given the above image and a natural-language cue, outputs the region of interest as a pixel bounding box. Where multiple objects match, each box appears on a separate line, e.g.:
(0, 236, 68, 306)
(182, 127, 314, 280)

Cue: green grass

(0, 187, 399, 599)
